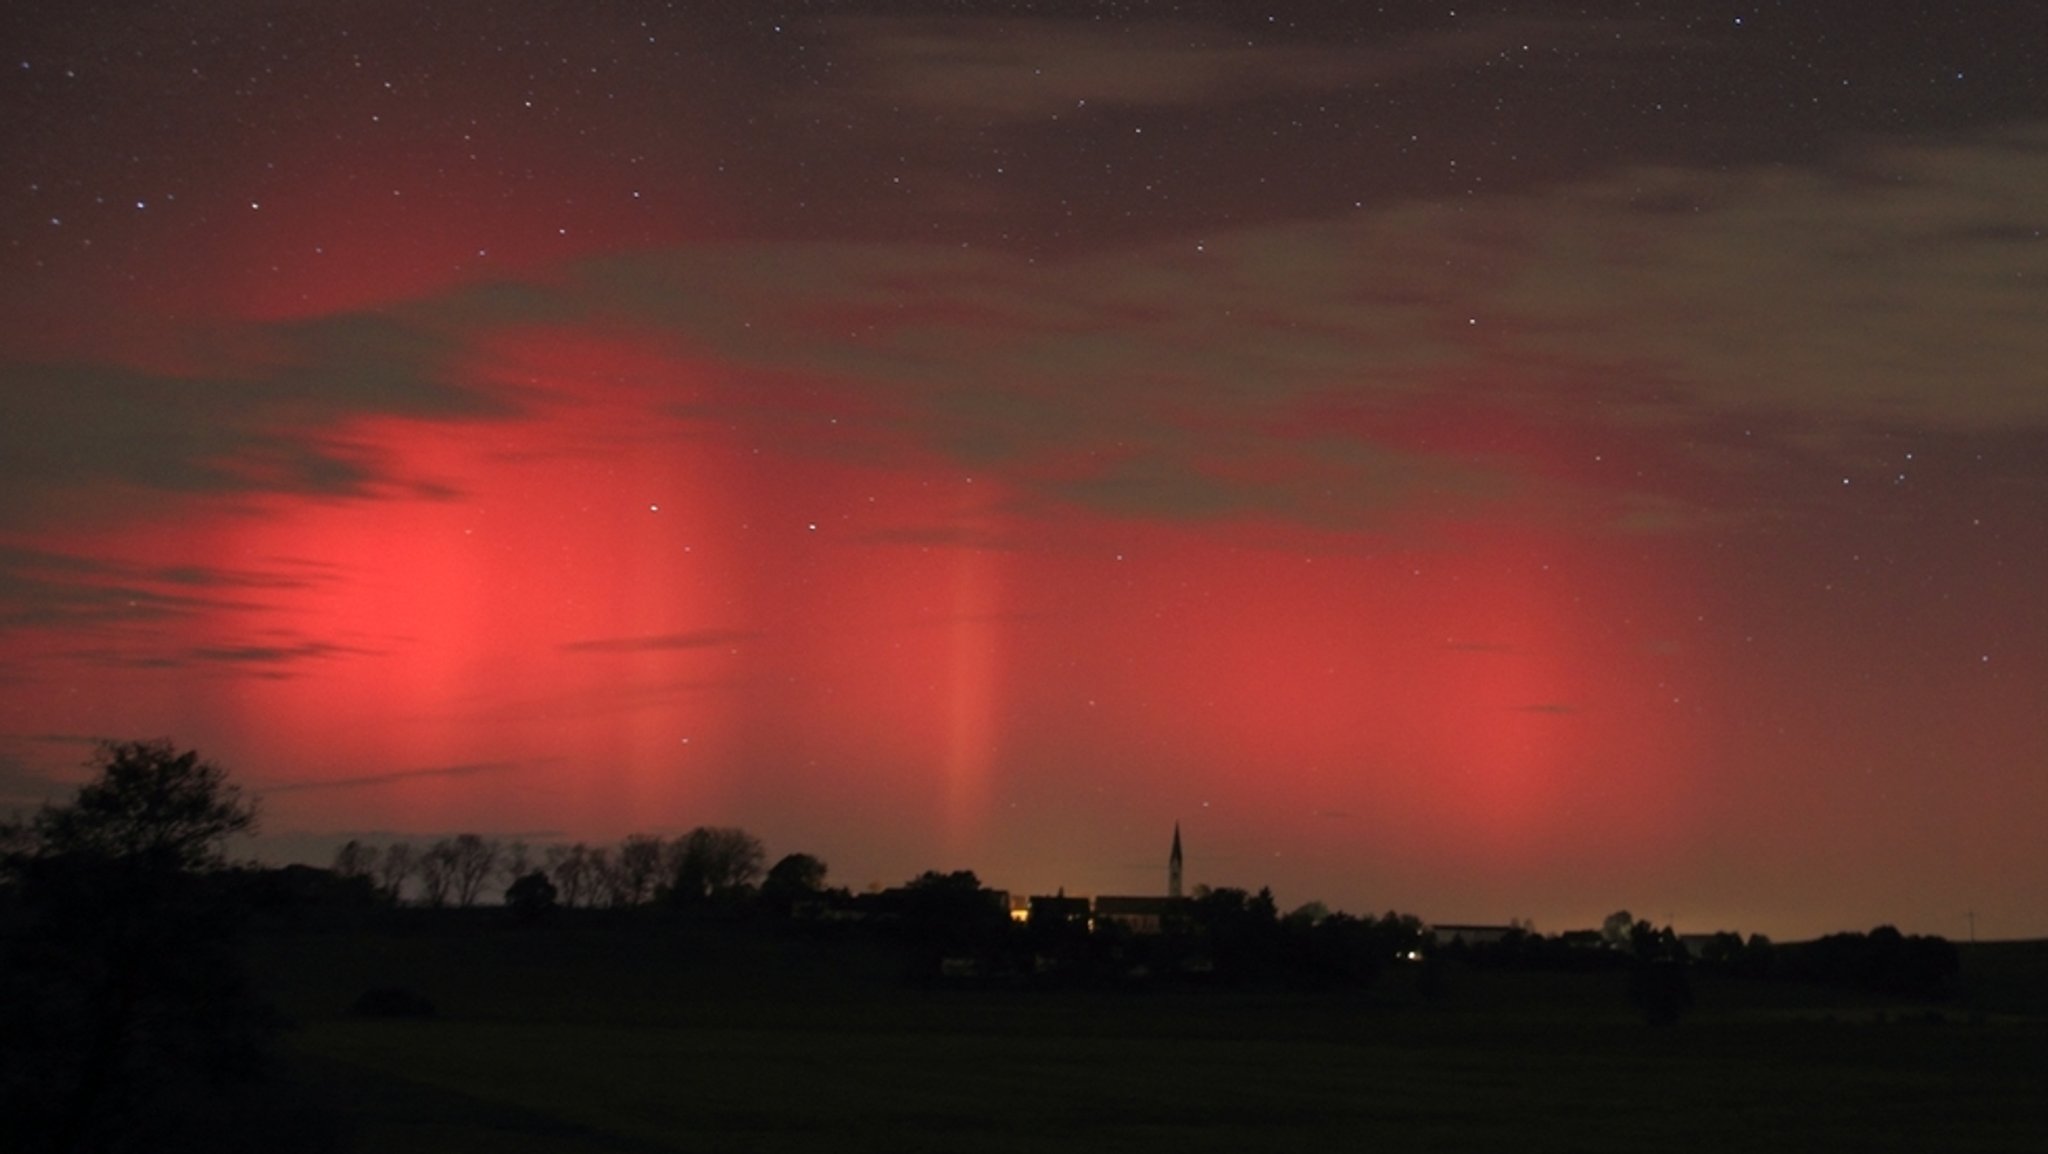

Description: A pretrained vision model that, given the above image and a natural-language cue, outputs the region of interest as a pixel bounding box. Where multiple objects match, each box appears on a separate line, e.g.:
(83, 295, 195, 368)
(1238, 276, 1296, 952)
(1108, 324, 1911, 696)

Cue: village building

(1025, 824, 1190, 934)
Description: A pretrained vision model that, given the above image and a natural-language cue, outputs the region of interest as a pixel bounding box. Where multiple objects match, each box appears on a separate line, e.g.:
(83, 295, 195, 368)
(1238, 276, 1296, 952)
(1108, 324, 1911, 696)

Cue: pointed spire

(1168, 822, 1184, 899)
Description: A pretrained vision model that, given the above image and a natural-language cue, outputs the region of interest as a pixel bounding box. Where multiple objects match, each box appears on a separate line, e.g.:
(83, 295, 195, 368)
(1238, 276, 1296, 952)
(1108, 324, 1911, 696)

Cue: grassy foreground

(252, 916, 2048, 1153)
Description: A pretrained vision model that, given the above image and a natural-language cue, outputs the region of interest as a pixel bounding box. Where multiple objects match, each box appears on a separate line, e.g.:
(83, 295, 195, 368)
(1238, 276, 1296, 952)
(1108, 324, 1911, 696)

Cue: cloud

(13, 112, 2024, 565)
(257, 760, 526, 795)
(0, 549, 377, 677)
(811, 13, 1654, 124)
(560, 629, 760, 655)
(46, 635, 380, 679)
(619, 126, 2048, 527)
(0, 310, 508, 529)
(185, 638, 383, 669)
(7, 11, 2044, 584)
(230, 113, 2028, 555)
(522, 234, 1517, 528)
(0, 549, 373, 686)
(0, 545, 302, 631)
(1486, 126, 2048, 432)
(0, 755, 71, 810)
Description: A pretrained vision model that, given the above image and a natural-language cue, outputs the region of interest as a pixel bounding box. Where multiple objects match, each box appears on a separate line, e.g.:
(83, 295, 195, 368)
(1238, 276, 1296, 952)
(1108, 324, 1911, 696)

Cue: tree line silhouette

(309, 828, 1444, 992)
(325, 825, 773, 912)
(0, 741, 1972, 1151)
(1434, 911, 1962, 1010)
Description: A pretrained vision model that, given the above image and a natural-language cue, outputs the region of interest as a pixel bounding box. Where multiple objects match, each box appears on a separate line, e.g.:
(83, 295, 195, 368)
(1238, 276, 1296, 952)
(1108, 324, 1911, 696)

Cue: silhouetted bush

(505, 870, 558, 922)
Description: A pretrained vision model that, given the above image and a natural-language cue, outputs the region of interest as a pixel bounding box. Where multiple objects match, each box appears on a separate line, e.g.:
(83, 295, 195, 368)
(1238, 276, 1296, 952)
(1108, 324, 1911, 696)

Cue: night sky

(5, 3, 2045, 940)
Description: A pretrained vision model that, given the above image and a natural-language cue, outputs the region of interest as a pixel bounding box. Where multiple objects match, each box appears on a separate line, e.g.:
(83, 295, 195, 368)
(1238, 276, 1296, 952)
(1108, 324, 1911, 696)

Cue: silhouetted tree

(668, 826, 766, 906)
(1692, 929, 1776, 979)
(1741, 933, 1777, 979)
(329, 839, 374, 882)
(501, 838, 533, 883)
(1280, 909, 1433, 990)
(25, 740, 256, 870)
(0, 741, 315, 1152)
(375, 841, 415, 902)
(1601, 909, 1635, 949)
(896, 869, 1008, 959)
(446, 834, 501, 907)
(504, 870, 558, 922)
(1283, 911, 1362, 988)
(1249, 886, 1280, 923)
(1627, 918, 1663, 958)
(1021, 887, 1093, 974)
(416, 840, 458, 907)
(1380, 911, 1430, 956)
(1699, 930, 1746, 970)
(1187, 886, 1285, 984)
(1284, 900, 1331, 929)
(1626, 921, 1693, 1026)
(546, 843, 595, 908)
(760, 851, 828, 915)
(0, 814, 30, 857)
(616, 834, 666, 905)
(589, 845, 632, 907)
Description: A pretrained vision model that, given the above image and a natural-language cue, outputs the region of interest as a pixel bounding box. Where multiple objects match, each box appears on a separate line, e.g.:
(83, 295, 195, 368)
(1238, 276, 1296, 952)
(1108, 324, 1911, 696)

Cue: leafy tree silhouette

(1626, 920, 1694, 1027)
(1190, 886, 1284, 984)
(0, 740, 327, 1152)
(760, 851, 828, 915)
(505, 869, 559, 922)
(22, 739, 255, 869)
(893, 869, 1010, 974)
(667, 826, 766, 907)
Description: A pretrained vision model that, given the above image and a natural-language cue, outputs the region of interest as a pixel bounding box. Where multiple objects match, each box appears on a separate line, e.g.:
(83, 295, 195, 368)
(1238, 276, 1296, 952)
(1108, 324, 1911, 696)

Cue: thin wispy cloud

(0, 546, 323, 631)
(258, 760, 527, 795)
(560, 629, 760, 654)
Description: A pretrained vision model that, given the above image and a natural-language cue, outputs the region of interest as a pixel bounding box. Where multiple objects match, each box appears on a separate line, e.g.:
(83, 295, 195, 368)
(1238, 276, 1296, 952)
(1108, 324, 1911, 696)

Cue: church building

(1090, 824, 1189, 934)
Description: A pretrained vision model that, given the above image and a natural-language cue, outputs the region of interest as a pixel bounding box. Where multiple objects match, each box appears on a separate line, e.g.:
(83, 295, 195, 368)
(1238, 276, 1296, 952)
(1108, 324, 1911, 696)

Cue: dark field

(253, 918, 2048, 1153)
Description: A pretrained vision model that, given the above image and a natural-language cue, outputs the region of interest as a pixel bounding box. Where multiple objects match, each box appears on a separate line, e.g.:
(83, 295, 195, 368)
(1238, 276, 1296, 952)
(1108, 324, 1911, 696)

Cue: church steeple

(1168, 822, 1183, 899)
